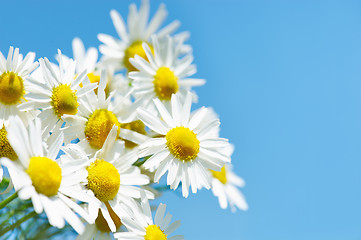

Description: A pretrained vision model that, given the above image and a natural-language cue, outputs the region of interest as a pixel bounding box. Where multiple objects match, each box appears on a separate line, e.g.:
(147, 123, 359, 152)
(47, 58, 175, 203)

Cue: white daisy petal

(6, 46, 14, 70)
(119, 128, 149, 145)
(139, 138, 166, 151)
(153, 155, 173, 182)
(154, 203, 166, 226)
(164, 220, 181, 235)
(137, 108, 168, 134)
(48, 132, 63, 160)
(42, 197, 65, 229)
(110, 9, 129, 42)
(160, 212, 172, 230)
(153, 98, 175, 128)
(143, 149, 170, 169)
(181, 91, 192, 126)
(145, 3, 167, 38)
(157, 20, 180, 38)
(76, 83, 98, 97)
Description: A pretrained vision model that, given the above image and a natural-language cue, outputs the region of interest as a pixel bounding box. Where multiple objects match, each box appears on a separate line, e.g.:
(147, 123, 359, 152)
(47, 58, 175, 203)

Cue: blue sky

(2, 0, 361, 239)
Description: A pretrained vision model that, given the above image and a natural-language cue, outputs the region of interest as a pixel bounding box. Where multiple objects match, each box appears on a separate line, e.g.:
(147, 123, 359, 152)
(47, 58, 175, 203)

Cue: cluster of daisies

(0, 0, 248, 239)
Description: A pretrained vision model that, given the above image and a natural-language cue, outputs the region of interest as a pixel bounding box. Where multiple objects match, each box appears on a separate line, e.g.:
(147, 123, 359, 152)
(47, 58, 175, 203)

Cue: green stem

(0, 211, 37, 237)
(0, 192, 17, 209)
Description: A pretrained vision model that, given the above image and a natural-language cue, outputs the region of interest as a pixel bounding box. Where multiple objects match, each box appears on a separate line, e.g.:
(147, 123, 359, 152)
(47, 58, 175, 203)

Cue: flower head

(0, 46, 38, 127)
(114, 191, 183, 240)
(1, 116, 96, 234)
(137, 92, 231, 197)
(98, 0, 184, 72)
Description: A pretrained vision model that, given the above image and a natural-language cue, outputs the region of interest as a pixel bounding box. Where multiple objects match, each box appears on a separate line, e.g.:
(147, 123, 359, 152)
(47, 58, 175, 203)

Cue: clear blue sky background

(2, 0, 361, 239)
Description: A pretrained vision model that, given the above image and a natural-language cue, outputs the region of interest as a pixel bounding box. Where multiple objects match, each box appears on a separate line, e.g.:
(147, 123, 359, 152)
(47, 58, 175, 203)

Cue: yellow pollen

(166, 127, 199, 161)
(210, 165, 228, 184)
(51, 84, 78, 118)
(84, 109, 120, 149)
(26, 157, 62, 197)
(145, 225, 167, 240)
(153, 67, 179, 101)
(120, 120, 146, 148)
(86, 159, 120, 202)
(124, 41, 154, 72)
(0, 126, 17, 160)
(95, 202, 122, 232)
(0, 72, 25, 105)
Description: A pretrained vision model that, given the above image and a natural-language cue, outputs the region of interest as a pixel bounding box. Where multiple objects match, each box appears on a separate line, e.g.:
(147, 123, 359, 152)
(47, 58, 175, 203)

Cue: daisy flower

(98, 0, 183, 72)
(61, 125, 153, 232)
(210, 145, 248, 212)
(0, 116, 96, 234)
(0, 46, 38, 127)
(128, 35, 205, 107)
(137, 92, 231, 197)
(18, 49, 98, 136)
(62, 70, 148, 155)
(114, 191, 183, 240)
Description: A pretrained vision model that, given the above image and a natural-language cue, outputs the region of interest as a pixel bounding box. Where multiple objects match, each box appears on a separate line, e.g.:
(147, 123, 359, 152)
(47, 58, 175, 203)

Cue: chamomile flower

(137, 92, 231, 197)
(210, 145, 248, 212)
(0, 46, 38, 127)
(129, 35, 205, 106)
(61, 125, 153, 232)
(114, 191, 183, 240)
(62, 70, 148, 155)
(98, 0, 182, 72)
(18, 50, 97, 136)
(0, 116, 95, 234)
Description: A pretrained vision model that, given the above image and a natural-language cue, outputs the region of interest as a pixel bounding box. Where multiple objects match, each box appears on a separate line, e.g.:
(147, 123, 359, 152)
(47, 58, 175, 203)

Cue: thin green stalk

(0, 211, 37, 237)
(0, 192, 17, 209)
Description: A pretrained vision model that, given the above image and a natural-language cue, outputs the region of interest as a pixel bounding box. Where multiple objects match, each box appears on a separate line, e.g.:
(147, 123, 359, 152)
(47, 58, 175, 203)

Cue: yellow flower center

(0, 126, 18, 160)
(120, 120, 146, 148)
(210, 165, 228, 184)
(124, 41, 153, 72)
(26, 157, 62, 197)
(145, 225, 167, 240)
(153, 67, 179, 101)
(95, 202, 122, 232)
(166, 127, 199, 161)
(0, 72, 25, 105)
(86, 159, 120, 202)
(51, 84, 78, 118)
(84, 109, 120, 149)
